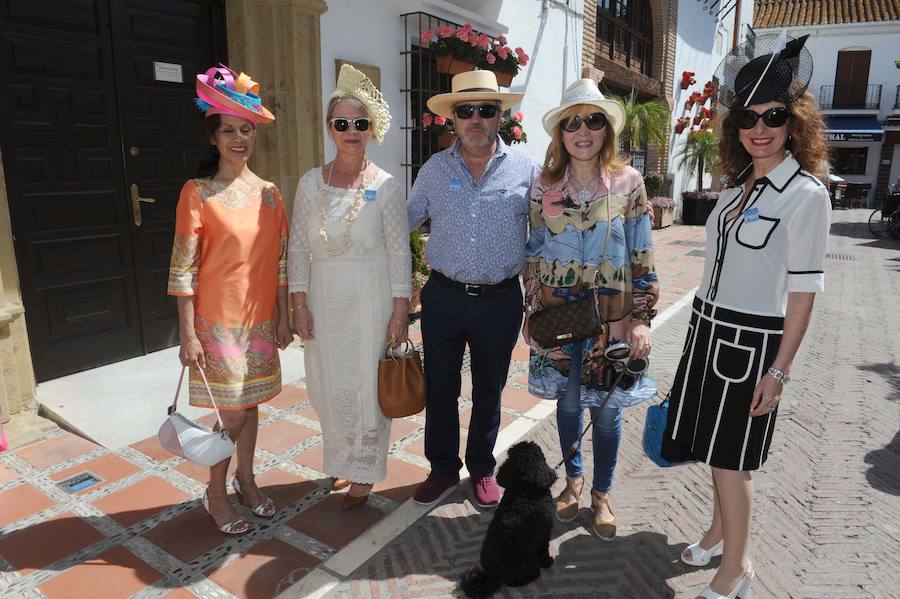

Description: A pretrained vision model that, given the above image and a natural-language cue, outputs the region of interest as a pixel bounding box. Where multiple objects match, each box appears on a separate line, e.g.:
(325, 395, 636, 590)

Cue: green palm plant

(614, 91, 672, 155)
(675, 129, 720, 191)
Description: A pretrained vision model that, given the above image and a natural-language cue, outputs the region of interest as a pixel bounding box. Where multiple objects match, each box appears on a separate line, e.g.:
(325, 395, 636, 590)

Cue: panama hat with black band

(426, 70, 524, 118)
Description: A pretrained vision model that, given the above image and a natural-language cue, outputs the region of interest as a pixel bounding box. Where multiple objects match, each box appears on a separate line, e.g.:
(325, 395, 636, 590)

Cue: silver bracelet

(293, 304, 309, 311)
(767, 366, 790, 385)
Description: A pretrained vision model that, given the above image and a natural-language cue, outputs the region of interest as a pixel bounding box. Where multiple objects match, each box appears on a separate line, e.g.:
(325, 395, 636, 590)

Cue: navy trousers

(419, 274, 523, 478)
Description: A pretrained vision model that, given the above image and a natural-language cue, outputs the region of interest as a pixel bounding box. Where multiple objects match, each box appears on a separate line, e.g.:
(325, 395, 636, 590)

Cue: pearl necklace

(319, 160, 371, 256)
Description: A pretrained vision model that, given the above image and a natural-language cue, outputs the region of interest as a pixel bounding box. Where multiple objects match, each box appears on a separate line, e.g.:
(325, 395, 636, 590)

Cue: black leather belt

(430, 271, 518, 296)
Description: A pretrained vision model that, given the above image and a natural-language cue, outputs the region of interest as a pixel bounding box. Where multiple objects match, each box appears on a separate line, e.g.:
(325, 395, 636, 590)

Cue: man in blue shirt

(408, 71, 539, 508)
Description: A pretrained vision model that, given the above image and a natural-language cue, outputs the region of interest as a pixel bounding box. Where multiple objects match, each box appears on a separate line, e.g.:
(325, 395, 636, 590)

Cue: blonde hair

(541, 104, 627, 185)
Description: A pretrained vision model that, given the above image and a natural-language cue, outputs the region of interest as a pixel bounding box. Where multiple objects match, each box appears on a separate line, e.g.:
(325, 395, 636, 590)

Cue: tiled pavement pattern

(312, 210, 900, 598)
(0, 221, 711, 598)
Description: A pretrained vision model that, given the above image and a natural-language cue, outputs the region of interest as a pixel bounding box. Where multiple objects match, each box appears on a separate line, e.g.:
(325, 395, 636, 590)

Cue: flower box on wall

(652, 206, 674, 229)
(681, 191, 719, 225)
(491, 69, 514, 87)
(435, 54, 475, 75)
(437, 130, 456, 148)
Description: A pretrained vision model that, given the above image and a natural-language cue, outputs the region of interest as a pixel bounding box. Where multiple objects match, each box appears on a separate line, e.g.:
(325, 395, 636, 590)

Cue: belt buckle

(464, 283, 481, 296)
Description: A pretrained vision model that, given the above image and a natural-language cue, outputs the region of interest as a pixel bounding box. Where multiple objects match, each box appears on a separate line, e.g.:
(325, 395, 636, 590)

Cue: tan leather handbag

(378, 343, 426, 418)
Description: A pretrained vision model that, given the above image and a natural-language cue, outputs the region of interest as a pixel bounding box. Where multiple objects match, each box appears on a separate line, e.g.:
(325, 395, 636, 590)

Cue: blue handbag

(642, 394, 692, 468)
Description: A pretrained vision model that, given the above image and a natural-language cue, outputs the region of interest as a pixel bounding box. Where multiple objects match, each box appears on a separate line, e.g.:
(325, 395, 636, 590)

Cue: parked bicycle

(868, 193, 900, 238)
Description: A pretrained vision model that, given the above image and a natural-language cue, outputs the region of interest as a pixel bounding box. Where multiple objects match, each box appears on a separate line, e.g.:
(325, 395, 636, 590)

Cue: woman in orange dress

(168, 66, 292, 535)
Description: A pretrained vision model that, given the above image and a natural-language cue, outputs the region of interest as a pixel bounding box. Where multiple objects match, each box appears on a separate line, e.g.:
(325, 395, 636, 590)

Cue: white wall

(317, 0, 584, 191)
(669, 0, 753, 207)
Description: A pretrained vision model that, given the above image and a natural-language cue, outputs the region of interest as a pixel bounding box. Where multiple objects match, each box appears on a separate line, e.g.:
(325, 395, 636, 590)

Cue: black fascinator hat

(714, 32, 813, 109)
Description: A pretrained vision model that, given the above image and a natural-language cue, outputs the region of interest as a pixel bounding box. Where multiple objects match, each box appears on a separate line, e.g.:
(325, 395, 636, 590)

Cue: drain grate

(826, 252, 855, 261)
(675, 240, 706, 247)
(685, 249, 706, 257)
(57, 472, 102, 494)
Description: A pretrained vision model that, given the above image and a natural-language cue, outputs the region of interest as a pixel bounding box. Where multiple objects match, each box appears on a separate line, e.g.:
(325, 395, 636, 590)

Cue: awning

(825, 117, 884, 142)
(827, 173, 846, 183)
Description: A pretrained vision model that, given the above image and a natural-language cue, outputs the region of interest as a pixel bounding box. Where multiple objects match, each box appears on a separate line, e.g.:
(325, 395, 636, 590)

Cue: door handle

(130, 183, 156, 226)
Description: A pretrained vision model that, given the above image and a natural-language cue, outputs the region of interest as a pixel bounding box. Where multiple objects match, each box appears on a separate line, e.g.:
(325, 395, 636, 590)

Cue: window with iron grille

(400, 12, 499, 196)
(595, 0, 652, 76)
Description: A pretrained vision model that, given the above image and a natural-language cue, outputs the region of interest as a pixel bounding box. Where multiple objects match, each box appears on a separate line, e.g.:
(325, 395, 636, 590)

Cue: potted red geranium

(421, 23, 488, 75)
(680, 70, 696, 90)
(498, 111, 527, 144)
(422, 111, 456, 148)
(478, 34, 529, 87)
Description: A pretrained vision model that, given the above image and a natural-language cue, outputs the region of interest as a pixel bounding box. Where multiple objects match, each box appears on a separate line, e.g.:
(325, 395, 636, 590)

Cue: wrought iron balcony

(819, 84, 882, 110)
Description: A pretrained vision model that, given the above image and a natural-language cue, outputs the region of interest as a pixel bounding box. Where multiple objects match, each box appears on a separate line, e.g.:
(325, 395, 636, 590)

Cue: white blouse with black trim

(697, 153, 830, 317)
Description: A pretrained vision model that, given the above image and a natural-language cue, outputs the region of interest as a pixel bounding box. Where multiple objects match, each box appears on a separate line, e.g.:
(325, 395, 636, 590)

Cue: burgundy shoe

(471, 476, 501, 509)
(413, 473, 460, 506)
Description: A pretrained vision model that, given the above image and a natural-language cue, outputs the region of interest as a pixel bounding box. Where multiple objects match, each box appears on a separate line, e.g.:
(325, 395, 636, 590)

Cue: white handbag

(158, 366, 235, 467)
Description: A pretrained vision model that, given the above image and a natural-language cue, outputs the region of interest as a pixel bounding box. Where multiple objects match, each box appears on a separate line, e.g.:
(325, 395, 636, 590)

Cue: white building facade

(753, 1, 900, 207)
(318, 0, 587, 183)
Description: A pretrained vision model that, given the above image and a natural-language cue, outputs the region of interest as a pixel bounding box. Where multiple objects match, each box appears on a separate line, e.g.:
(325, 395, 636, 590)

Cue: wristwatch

(767, 366, 790, 385)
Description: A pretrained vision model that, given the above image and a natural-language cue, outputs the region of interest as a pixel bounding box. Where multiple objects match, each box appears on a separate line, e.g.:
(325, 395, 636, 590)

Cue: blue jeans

(556, 340, 622, 493)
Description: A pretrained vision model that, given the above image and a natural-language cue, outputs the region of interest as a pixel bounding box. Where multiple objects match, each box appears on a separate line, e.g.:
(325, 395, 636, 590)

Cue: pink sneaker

(470, 476, 501, 508)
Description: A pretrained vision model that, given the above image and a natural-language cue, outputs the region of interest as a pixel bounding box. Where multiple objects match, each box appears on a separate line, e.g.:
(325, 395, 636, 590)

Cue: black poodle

(460, 441, 557, 598)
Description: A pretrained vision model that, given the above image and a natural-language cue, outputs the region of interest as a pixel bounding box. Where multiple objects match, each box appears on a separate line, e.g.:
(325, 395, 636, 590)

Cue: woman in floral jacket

(524, 79, 659, 541)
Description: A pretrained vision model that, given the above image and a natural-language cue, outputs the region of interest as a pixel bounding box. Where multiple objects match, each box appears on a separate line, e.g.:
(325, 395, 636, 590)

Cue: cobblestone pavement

(0, 218, 828, 599)
(320, 209, 900, 599)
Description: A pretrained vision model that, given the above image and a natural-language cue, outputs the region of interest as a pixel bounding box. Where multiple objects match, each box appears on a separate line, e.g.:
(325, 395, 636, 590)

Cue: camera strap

(554, 357, 632, 470)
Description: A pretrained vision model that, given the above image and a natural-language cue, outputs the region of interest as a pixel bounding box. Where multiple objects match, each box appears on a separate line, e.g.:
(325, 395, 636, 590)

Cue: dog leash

(554, 357, 632, 471)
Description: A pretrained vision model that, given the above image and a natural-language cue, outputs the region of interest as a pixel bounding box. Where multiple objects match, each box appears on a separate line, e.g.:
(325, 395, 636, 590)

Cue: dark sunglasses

(329, 117, 370, 132)
(737, 107, 789, 130)
(453, 103, 500, 120)
(561, 112, 608, 133)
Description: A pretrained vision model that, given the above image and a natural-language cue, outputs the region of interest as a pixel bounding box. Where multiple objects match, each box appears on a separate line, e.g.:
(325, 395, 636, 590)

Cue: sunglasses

(329, 117, 370, 132)
(453, 103, 500, 120)
(601, 342, 649, 391)
(561, 112, 608, 133)
(737, 107, 789, 130)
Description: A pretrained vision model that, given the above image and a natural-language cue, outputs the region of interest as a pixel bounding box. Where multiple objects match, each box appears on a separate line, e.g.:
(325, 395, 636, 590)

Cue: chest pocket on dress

(735, 215, 780, 249)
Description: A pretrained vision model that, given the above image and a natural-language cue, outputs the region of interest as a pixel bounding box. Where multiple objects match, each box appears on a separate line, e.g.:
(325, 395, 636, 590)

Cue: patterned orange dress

(168, 178, 288, 409)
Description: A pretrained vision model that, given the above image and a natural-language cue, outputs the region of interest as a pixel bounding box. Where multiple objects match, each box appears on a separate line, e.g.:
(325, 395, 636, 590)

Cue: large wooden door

(0, 0, 225, 381)
(110, 0, 225, 352)
(834, 50, 871, 109)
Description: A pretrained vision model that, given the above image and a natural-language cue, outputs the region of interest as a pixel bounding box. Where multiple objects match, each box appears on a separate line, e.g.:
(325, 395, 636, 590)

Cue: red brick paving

(0, 223, 711, 597)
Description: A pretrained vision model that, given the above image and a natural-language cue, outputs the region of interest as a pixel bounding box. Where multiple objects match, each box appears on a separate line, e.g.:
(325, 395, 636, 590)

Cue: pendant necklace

(319, 159, 371, 256)
(571, 170, 601, 204)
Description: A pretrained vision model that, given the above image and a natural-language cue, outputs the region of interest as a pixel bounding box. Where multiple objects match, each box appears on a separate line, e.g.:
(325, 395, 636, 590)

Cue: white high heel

(682, 539, 724, 566)
(696, 563, 754, 599)
(202, 489, 249, 535)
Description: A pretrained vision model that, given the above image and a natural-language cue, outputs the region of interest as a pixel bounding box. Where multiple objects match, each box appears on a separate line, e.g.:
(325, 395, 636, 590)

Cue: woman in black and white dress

(663, 34, 830, 599)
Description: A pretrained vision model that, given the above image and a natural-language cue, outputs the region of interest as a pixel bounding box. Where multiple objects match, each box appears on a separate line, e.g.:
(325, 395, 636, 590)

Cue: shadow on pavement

(864, 430, 900, 497)
(829, 221, 900, 249)
(552, 529, 702, 598)
(856, 361, 900, 402)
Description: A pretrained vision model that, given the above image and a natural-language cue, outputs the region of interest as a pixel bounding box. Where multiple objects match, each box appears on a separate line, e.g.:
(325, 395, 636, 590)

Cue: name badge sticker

(743, 207, 759, 222)
(364, 189, 377, 202)
(450, 178, 462, 193)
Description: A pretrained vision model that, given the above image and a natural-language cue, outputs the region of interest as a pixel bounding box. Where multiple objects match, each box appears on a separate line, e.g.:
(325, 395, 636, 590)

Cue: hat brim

(196, 75, 275, 124)
(427, 91, 525, 118)
(542, 99, 624, 135)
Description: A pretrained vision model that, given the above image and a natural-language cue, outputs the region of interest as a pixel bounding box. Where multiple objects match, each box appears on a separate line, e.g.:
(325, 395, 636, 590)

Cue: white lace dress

(287, 167, 411, 483)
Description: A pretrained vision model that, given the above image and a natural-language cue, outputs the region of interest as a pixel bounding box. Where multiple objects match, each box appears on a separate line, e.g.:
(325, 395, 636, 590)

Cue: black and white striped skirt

(662, 297, 783, 471)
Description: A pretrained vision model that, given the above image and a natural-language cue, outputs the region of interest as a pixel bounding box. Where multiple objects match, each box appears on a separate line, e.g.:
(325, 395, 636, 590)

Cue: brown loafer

(554, 475, 584, 523)
(590, 489, 617, 541)
(341, 483, 372, 510)
(331, 477, 351, 490)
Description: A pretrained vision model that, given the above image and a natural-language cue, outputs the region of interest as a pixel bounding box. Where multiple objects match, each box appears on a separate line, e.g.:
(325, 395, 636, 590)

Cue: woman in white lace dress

(288, 65, 411, 509)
